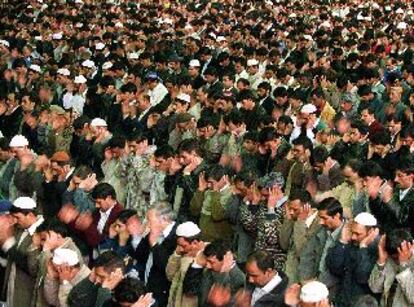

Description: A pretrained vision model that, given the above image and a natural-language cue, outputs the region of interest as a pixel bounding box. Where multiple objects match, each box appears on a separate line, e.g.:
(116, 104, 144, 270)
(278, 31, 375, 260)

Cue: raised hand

(198, 172, 208, 192)
(377, 234, 388, 265)
(297, 203, 312, 221)
(208, 284, 231, 307)
(340, 222, 352, 244)
(220, 251, 234, 273)
(101, 269, 124, 290)
(267, 186, 283, 209)
(360, 227, 379, 248)
(397, 240, 413, 264)
(284, 283, 301, 306)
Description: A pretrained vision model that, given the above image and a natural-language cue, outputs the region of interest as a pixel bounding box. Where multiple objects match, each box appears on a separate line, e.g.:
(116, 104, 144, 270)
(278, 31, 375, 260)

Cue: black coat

(246, 272, 289, 307)
(134, 223, 178, 307)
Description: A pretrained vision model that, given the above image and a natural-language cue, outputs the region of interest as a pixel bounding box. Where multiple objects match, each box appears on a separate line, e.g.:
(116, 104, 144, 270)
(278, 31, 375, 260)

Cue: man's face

(292, 144, 306, 162)
(188, 66, 199, 78)
(205, 255, 223, 272)
(351, 223, 369, 245)
(388, 120, 401, 135)
(343, 166, 358, 184)
(12, 212, 30, 229)
(95, 197, 114, 212)
(179, 150, 194, 166)
(176, 237, 193, 255)
(395, 170, 413, 190)
(318, 210, 339, 230)
(287, 199, 303, 220)
(93, 266, 111, 285)
(349, 128, 362, 143)
(363, 176, 381, 189)
(153, 156, 170, 172)
(246, 261, 273, 288)
(361, 110, 374, 125)
(222, 76, 233, 89)
(257, 87, 267, 99)
(243, 139, 257, 152)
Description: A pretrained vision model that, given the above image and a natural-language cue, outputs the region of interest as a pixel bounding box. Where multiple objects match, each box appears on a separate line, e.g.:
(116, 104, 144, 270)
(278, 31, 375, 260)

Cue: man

(43, 248, 91, 307)
(183, 240, 245, 306)
(190, 165, 233, 242)
(298, 197, 344, 294)
(80, 183, 123, 250)
(42, 151, 75, 218)
(134, 202, 177, 307)
(235, 250, 289, 307)
(238, 90, 267, 131)
(146, 72, 169, 107)
(284, 281, 330, 307)
(312, 146, 344, 192)
(369, 229, 414, 307)
(0, 196, 44, 307)
(368, 160, 414, 235)
(166, 221, 205, 307)
(67, 251, 125, 307)
(279, 190, 321, 284)
(326, 212, 380, 306)
(361, 106, 384, 137)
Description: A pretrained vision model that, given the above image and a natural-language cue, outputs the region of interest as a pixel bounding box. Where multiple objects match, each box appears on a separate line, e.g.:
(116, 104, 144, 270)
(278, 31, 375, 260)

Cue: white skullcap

(75, 22, 84, 28)
(0, 40, 10, 48)
(163, 18, 173, 25)
(52, 33, 63, 40)
(354, 212, 377, 227)
(176, 222, 201, 238)
(289, 13, 297, 18)
(91, 118, 107, 127)
(115, 22, 124, 28)
(34, 36, 43, 41)
(301, 103, 317, 114)
(176, 93, 191, 103)
(95, 42, 105, 50)
(303, 35, 313, 41)
(247, 59, 259, 66)
(300, 281, 329, 303)
(13, 197, 36, 210)
(396, 8, 404, 14)
(102, 62, 113, 70)
(57, 68, 70, 76)
(81, 59, 95, 69)
(189, 59, 201, 67)
(75, 0, 84, 4)
(53, 248, 79, 266)
(397, 22, 407, 30)
(320, 20, 331, 28)
(127, 52, 140, 60)
(385, 6, 392, 12)
(74, 75, 87, 84)
(208, 32, 217, 40)
(30, 64, 41, 73)
(9, 135, 29, 147)
(216, 36, 227, 42)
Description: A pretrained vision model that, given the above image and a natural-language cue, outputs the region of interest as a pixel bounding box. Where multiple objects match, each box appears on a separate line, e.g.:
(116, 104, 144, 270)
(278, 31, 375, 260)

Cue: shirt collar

(27, 215, 44, 236)
(259, 273, 282, 294)
(305, 210, 318, 228)
(100, 204, 115, 216)
(162, 222, 176, 238)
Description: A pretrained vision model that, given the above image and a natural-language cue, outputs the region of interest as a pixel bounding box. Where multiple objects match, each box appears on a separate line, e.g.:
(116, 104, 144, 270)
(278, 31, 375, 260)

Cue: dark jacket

(134, 223, 178, 307)
(326, 239, 380, 306)
(247, 272, 289, 307)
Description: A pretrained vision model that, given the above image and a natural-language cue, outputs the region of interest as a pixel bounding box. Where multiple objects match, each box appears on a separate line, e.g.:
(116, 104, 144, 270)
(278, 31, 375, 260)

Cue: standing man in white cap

(284, 281, 330, 307)
(166, 221, 205, 307)
(0, 196, 44, 307)
(188, 59, 205, 90)
(325, 212, 380, 306)
(43, 247, 91, 307)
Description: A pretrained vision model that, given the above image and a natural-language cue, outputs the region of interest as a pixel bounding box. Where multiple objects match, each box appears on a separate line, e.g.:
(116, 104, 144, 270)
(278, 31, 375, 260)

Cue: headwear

(30, 64, 41, 73)
(95, 42, 105, 50)
(51, 151, 70, 163)
(102, 62, 113, 70)
(217, 36, 227, 42)
(354, 212, 377, 226)
(176, 93, 191, 103)
(52, 248, 79, 266)
(0, 40, 10, 47)
(301, 103, 317, 114)
(0, 200, 12, 215)
(127, 52, 140, 59)
(145, 72, 159, 81)
(396, 8, 404, 14)
(9, 135, 29, 147)
(303, 35, 313, 41)
(13, 197, 36, 210)
(74, 75, 87, 84)
(57, 68, 70, 76)
(81, 60, 95, 69)
(257, 172, 285, 189)
(189, 59, 201, 67)
(49, 105, 66, 115)
(91, 118, 107, 127)
(175, 113, 193, 124)
(247, 59, 259, 66)
(176, 222, 201, 237)
(341, 93, 354, 103)
(52, 33, 63, 40)
(300, 281, 329, 303)
(397, 22, 407, 30)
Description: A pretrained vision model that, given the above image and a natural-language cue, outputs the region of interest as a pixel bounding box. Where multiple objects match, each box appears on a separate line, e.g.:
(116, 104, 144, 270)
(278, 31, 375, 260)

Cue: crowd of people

(0, 0, 413, 306)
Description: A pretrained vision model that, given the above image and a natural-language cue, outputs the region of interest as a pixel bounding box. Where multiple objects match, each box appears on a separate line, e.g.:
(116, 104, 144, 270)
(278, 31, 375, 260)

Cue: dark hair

(106, 136, 126, 149)
(117, 209, 138, 224)
(259, 127, 278, 143)
(154, 145, 175, 159)
(273, 87, 288, 98)
(312, 146, 329, 164)
(352, 295, 379, 307)
(358, 161, 383, 178)
(247, 250, 275, 271)
(206, 165, 226, 181)
(370, 131, 390, 146)
(345, 159, 363, 173)
(318, 197, 343, 217)
(385, 229, 413, 255)
(45, 218, 69, 238)
(289, 189, 311, 203)
(178, 138, 200, 155)
(91, 183, 117, 200)
(72, 165, 93, 180)
(113, 277, 146, 304)
(203, 240, 231, 261)
(292, 135, 313, 151)
(350, 120, 369, 135)
(396, 159, 414, 175)
(120, 82, 137, 94)
(94, 250, 125, 273)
